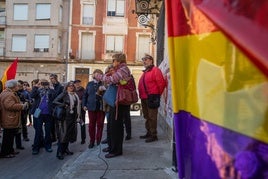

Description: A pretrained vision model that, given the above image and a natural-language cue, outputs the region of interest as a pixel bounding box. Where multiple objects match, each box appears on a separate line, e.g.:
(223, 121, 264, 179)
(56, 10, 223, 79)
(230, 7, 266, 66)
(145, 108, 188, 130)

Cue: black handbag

(142, 75, 161, 109)
(147, 94, 161, 108)
(52, 106, 65, 120)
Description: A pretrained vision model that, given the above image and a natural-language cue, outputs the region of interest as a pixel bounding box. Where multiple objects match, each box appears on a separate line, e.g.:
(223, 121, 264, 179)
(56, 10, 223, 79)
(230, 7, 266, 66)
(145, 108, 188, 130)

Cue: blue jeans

(33, 114, 52, 151)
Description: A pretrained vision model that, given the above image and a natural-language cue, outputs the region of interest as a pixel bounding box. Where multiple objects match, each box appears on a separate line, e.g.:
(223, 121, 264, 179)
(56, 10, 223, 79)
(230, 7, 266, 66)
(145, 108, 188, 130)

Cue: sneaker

(46, 148, 53, 153)
(16, 146, 25, 150)
(139, 133, 151, 139)
(88, 143, 94, 149)
(102, 147, 110, 153)
(27, 123, 32, 127)
(101, 139, 108, 144)
(23, 138, 30, 142)
(32, 150, 39, 155)
(125, 135, 131, 140)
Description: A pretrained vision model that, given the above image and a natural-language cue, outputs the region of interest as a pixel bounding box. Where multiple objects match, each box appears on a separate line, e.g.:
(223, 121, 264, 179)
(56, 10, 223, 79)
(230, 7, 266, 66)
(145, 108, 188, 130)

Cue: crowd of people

(0, 53, 166, 160)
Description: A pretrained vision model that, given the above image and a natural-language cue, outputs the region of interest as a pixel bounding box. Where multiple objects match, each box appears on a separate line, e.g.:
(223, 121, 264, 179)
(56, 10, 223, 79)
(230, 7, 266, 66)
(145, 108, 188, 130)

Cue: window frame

(107, 0, 125, 17)
(106, 35, 124, 53)
(82, 3, 95, 25)
(13, 4, 28, 21)
(34, 34, 50, 52)
(36, 3, 51, 20)
(12, 35, 27, 52)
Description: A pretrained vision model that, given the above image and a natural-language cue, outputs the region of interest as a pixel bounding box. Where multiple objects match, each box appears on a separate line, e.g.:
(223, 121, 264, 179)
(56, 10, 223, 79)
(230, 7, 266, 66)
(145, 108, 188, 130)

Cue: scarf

(68, 92, 81, 119)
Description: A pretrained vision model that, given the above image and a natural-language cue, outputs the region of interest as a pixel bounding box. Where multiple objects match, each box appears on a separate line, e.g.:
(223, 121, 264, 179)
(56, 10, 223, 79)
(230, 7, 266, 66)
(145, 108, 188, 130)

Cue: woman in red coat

(138, 54, 166, 143)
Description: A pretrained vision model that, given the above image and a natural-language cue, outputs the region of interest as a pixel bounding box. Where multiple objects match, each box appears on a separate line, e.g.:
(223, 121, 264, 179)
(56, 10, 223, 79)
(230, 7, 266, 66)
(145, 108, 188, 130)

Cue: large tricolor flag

(1, 57, 18, 87)
(166, 0, 268, 178)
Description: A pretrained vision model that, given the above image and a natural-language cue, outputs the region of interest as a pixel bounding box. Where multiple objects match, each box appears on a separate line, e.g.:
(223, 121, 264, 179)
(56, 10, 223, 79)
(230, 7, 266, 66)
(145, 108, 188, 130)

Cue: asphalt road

(0, 123, 91, 179)
(0, 111, 142, 179)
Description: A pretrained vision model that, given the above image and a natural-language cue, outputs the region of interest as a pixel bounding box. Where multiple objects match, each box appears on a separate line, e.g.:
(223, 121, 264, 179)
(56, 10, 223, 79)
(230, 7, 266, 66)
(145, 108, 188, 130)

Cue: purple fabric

(174, 111, 268, 179)
(39, 95, 49, 114)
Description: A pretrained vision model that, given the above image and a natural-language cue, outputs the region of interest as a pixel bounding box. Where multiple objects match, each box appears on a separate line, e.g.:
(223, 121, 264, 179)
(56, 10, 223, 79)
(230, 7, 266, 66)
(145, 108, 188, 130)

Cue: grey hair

(5, 79, 18, 89)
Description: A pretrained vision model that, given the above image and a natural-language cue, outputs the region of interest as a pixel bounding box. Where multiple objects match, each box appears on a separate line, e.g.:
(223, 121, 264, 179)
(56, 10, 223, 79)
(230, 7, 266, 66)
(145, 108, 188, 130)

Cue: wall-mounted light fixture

(133, 0, 163, 43)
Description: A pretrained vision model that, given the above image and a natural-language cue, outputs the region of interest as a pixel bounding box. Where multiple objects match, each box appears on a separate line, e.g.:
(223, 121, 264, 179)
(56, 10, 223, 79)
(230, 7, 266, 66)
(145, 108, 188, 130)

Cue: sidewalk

(54, 115, 178, 179)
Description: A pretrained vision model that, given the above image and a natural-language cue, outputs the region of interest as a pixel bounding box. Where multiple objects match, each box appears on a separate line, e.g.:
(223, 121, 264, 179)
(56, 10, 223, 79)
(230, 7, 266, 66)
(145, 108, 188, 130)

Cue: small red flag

(1, 57, 18, 87)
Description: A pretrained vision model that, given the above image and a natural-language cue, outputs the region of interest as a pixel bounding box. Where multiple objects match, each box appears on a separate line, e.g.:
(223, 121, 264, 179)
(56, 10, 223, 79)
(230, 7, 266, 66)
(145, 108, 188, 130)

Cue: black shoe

(139, 133, 151, 139)
(81, 140, 85, 144)
(88, 143, 94, 149)
(145, 136, 158, 143)
(105, 152, 122, 158)
(125, 135, 131, 140)
(64, 149, 74, 155)
(51, 138, 57, 143)
(12, 151, 20, 155)
(101, 139, 108, 144)
(23, 138, 30, 142)
(102, 147, 110, 153)
(16, 146, 25, 150)
(57, 152, 64, 160)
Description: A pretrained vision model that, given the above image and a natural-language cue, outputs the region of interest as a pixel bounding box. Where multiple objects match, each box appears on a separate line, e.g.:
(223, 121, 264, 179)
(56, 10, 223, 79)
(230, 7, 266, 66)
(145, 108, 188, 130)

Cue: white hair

(5, 79, 18, 89)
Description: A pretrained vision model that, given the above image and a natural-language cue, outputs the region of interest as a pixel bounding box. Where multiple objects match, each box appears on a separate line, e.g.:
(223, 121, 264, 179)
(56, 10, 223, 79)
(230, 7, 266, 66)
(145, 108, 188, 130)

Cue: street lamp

(133, 0, 163, 43)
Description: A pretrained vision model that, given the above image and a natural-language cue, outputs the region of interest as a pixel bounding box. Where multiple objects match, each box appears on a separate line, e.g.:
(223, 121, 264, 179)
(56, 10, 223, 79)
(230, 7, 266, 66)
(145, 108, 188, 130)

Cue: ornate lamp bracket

(133, 0, 163, 43)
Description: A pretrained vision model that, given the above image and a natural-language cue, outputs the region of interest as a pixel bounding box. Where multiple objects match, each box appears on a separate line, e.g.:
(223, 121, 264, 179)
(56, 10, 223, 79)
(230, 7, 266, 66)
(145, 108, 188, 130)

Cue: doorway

(75, 68, 90, 88)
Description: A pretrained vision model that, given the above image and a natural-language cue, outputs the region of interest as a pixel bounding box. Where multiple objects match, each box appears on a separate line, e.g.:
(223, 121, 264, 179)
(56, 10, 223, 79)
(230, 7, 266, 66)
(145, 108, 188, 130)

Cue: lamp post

(134, 0, 163, 43)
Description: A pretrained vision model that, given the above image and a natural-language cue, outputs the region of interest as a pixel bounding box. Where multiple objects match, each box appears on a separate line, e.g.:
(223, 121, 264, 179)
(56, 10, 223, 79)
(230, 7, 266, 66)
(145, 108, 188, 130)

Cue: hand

(83, 106, 87, 111)
(22, 102, 29, 110)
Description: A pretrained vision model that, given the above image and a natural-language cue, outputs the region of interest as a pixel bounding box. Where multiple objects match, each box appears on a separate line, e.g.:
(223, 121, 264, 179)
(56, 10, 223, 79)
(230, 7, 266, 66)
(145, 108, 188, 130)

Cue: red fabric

(87, 111, 105, 144)
(1, 58, 18, 86)
(195, 0, 268, 76)
(138, 66, 166, 100)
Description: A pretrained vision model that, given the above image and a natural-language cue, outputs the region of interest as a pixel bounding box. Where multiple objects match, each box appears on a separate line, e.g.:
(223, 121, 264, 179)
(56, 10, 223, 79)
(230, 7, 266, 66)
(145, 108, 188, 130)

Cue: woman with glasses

(53, 81, 80, 160)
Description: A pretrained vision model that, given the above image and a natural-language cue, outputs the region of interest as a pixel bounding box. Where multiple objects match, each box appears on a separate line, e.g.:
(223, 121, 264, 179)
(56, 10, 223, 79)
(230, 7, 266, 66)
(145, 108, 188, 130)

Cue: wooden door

(75, 68, 90, 88)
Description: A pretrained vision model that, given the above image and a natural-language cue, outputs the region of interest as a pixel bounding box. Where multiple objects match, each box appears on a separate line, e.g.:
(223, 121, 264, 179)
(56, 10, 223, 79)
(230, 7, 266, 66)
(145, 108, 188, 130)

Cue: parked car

(131, 102, 141, 111)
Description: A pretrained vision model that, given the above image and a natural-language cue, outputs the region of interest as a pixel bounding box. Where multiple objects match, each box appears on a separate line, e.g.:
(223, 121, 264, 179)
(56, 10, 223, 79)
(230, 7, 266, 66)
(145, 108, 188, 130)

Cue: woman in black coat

(53, 82, 81, 160)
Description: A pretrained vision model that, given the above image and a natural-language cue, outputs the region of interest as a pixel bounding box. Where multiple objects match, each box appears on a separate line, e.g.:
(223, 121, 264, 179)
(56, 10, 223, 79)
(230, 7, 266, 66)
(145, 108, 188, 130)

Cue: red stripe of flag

(1, 57, 18, 86)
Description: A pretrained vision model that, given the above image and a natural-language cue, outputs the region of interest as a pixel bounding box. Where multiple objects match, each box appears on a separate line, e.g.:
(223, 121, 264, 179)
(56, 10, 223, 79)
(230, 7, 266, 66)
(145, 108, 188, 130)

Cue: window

(36, 4, 51, 20)
(14, 4, 28, 20)
(82, 4, 94, 25)
(106, 35, 123, 53)
(137, 34, 150, 60)
(12, 35, 27, 52)
(107, 0, 125, 17)
(81, 32, 94, 59)
(34, 35, 49, 52)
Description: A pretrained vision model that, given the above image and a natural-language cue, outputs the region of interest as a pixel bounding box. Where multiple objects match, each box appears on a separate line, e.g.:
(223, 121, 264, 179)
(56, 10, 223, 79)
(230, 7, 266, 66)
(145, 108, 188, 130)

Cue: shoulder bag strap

(142, 73, 149, 95)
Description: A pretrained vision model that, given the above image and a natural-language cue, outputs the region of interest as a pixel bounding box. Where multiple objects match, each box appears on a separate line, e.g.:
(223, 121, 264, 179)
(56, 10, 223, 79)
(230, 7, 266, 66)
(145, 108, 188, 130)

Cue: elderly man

(138, 54, 166, 143)
(0, 80, 28, 158)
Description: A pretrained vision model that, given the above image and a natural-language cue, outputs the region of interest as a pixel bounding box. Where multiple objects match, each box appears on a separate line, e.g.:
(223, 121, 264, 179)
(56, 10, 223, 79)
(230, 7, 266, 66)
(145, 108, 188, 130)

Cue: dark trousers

(33, 114, 52, 151)
(80, 109, 86, 142)
(0, 128, 17, 156)
(109, 105, 126, 154)
(21, 111, 28, 139)
(88, 110, 105, 144)
(141, 99, 158, 137)
(50, 117, 56, 141)
(123, 105, 131, 137)
(57, 142, 69, 154)
(15, 131, 22, 148)
(106, 110, 112, 150)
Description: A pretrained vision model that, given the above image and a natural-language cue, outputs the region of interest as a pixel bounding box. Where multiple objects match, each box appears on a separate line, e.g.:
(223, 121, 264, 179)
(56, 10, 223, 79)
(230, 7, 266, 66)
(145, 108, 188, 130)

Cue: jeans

(33, 114, 52, 151)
